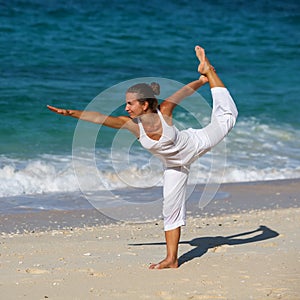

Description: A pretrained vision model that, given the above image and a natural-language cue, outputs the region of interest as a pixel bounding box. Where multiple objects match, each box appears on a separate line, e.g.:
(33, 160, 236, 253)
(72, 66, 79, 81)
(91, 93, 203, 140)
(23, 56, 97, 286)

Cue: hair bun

(150, 82, 160, 96)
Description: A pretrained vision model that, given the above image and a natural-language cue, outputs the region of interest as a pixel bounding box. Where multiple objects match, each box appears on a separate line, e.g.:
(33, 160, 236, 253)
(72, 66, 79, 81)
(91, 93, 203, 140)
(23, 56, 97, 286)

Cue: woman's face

(125, 92, 147, 118)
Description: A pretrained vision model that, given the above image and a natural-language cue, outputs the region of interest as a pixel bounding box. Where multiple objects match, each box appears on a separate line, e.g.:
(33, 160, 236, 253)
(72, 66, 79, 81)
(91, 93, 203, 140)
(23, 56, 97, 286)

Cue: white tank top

(137, 109, 201, 167)
(137, 87, 238, 168)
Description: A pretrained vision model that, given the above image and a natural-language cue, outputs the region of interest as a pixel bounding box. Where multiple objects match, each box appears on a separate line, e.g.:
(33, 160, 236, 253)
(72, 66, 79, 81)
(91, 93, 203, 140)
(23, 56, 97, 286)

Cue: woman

(47, 46, 238, 269)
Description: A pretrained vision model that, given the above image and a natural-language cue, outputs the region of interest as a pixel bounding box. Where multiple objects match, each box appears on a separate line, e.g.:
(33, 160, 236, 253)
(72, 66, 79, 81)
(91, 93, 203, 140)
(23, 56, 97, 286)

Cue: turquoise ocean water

(0, 0, 299, 209)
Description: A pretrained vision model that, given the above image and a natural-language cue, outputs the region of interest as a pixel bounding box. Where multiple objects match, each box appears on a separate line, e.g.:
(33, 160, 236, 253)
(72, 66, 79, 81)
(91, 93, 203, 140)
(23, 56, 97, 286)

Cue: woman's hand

(199, 75, 209, 85)
(47, 105, 74, 116)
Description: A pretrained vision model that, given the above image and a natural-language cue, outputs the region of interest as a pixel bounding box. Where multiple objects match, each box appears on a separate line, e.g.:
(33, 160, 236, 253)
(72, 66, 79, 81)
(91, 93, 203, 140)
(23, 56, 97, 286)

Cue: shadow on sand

(129, 225, 279, 267)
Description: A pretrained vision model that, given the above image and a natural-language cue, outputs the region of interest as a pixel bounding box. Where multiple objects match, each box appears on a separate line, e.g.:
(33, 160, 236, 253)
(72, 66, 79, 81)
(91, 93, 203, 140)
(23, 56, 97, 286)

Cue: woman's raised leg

(193, 45, 238, 150)
(195, 45, 225, 88)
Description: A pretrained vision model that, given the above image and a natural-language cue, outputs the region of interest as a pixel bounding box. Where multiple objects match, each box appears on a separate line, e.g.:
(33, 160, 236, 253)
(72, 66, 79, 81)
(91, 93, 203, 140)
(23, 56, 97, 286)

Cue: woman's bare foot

(195, 45, 213, 75)
(149, 257, 178, 269)
(195, 45, 224, 88)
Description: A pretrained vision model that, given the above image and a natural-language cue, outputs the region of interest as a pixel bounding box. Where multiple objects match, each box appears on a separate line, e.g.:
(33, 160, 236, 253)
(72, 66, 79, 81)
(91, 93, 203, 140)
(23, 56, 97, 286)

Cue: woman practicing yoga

(47, 45, 238, 269)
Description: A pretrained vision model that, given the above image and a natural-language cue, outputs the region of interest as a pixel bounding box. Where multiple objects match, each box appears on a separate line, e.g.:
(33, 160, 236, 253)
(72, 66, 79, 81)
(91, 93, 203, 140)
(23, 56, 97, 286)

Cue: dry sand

(0, 180, 300, 299)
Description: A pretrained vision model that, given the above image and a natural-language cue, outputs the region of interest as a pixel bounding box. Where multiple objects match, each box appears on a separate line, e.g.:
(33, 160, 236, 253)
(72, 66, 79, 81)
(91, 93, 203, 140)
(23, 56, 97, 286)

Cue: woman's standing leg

(149, 167, 189, 269)
(149, 228, 181, 269)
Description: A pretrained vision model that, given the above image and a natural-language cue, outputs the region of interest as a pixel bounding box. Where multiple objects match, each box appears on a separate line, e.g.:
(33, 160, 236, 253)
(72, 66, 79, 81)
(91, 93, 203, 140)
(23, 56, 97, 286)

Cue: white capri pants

(162, 87, 238, 231)
(163, 166, 190, 231)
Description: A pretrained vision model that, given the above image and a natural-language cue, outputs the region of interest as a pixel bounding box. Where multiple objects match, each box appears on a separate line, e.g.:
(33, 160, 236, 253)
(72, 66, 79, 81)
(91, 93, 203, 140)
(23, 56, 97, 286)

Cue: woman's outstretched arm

(47, 105, 131, 129)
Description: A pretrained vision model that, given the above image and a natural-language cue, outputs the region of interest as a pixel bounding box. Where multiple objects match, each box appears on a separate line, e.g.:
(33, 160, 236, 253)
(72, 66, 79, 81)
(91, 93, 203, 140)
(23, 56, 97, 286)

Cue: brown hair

(126, 82, 160, 112)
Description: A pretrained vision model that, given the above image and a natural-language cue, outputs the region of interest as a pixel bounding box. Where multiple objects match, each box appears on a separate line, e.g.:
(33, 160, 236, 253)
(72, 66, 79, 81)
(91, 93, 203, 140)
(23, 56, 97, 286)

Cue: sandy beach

(1, 179, 299, 299)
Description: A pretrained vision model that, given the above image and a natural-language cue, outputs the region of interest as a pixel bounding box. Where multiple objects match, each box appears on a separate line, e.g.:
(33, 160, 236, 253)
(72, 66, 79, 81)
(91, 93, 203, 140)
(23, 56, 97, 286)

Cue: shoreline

(1, 177, 299, 234)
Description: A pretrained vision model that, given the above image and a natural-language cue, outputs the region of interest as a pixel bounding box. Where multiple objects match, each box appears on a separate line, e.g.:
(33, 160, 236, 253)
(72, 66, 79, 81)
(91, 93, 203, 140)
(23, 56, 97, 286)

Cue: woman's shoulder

(158, 101, 174, 118)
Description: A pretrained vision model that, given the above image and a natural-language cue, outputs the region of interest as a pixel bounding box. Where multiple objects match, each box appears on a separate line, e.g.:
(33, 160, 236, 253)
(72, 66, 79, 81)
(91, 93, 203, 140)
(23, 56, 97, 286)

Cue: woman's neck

(140, 111, 160, 131)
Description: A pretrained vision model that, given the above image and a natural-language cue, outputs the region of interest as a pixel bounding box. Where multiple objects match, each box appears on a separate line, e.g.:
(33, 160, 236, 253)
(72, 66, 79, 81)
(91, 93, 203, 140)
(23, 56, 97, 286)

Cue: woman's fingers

(47, 105, 59, 112)
(47, 105, 68, 115)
